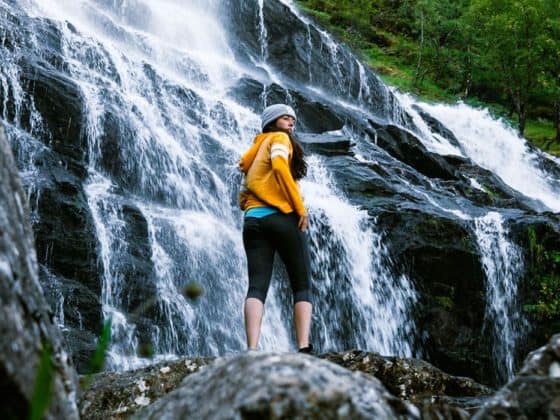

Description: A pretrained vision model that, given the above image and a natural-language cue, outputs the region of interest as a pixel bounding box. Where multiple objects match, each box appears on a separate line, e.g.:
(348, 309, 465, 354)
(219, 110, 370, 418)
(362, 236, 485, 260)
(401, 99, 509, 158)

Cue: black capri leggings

(242, 212, 311, 304)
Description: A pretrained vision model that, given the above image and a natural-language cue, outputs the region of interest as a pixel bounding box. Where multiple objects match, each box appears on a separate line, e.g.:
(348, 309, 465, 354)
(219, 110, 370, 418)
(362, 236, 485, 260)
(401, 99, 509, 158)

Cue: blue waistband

(245, 207, 279, 218)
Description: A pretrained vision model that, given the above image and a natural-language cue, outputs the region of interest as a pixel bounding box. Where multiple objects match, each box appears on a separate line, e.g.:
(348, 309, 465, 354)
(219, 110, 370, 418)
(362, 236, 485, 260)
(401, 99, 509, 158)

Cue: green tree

(541, 2, 560, 141)
(466, 0, 549, 135)
(411, 0, 470, 92)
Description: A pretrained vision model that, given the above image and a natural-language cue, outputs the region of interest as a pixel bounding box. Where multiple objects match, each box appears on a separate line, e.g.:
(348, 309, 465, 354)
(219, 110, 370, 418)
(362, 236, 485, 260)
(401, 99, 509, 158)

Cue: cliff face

(0, 0, 559, 387)
(0, 124, 79, 419)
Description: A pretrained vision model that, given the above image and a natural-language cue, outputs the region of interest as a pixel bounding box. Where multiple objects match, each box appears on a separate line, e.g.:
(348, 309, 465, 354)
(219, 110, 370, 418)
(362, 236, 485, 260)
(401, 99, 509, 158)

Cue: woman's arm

(270, 134, 307, 218)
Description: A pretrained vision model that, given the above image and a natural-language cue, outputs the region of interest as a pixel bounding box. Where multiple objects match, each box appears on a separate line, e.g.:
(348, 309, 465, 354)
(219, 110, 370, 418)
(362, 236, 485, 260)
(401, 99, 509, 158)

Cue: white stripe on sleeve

(271, 150, 289, 160)
(271, 143, 289, 160)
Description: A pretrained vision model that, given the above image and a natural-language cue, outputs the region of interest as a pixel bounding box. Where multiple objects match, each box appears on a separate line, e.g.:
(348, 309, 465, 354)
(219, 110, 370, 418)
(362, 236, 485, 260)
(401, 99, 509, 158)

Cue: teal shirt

(245, 207, 279, 218)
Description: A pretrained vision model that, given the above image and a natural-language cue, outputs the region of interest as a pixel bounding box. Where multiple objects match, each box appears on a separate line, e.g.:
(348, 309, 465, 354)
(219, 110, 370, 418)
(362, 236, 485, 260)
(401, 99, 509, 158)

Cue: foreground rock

(323, 351, 492, 404)
(79, 356, 213, 419)
(80, 350, 493, 419)
(134, 352, 419, 419)
(474, 333, 560, 419)
(0, 125, 79, 419)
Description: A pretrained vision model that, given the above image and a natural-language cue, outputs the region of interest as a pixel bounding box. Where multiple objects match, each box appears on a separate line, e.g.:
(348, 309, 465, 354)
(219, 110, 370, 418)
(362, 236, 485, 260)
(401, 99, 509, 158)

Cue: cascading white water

(394, 93, 534, 379)
(23, 0, 254, 369)
(474, 212, 527, 382)
(392, 93, 558, 380)
(397, 94, 560, 213)
(304, 155, 418, 356)
(12, 0, 419, 368)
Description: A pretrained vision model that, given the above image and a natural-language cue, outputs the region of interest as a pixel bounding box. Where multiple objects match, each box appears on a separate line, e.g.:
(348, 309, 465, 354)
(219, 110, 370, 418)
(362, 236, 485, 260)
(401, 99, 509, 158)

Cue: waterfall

(395, 93, 533, 380)
(474, 212, 527, 382)
(397, 94, 560, 213)
(3, 0, 418, 369)
(304, 155, 418, 356)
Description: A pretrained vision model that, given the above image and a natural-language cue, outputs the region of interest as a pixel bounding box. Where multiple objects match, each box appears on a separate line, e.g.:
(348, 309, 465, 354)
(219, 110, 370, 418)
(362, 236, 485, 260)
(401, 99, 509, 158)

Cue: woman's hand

(298, 214, 308, 232)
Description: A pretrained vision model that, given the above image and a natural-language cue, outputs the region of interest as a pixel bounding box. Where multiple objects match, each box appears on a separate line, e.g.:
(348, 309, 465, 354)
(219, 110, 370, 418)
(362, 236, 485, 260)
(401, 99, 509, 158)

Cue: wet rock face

(474, 334, 560, 419)
(509, 216, 560, 356)
(1, 3, 103, 370)
(376, 209, 494, 383)
(134, 353, 419, 419)
(222, 0, 396, 120)
(371, 123, 459, 180)
(0, 125, 78, 419)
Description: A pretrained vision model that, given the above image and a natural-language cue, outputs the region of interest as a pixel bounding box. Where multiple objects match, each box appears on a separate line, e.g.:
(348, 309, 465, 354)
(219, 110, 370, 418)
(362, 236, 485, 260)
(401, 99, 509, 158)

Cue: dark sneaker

(298, 344, 314, 354)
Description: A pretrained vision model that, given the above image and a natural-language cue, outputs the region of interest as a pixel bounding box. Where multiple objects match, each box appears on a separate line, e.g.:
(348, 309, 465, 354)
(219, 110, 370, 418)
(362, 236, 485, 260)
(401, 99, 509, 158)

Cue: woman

(239, 103, 313, 354)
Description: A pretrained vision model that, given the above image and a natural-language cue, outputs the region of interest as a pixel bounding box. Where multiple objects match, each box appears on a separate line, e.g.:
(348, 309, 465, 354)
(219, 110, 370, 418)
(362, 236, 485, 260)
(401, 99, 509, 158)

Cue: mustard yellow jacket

(239, 132, 306, 217)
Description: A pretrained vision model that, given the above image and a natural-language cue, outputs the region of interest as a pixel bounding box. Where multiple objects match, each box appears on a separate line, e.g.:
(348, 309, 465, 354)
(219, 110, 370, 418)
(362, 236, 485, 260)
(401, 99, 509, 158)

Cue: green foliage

(525, 120, 560, 156)
(481, 184, 498, 199)
(524, 228, 560, 320)
(294, 0, 560, 149)
(523, 273, 560, 320)
(464, 0, 554, 134)
(81, 319, 112, 390)
(435, 295, 454, 310)
(87, 319, 112, 375)
(30, 342, 54, 420)
(527, 227, 545, 266)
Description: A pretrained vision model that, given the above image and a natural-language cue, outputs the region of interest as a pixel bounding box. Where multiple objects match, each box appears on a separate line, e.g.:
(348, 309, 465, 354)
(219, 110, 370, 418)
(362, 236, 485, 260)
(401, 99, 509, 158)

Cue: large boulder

(80, 350, 493, 418)
(473, 333, 560, 418)
(79, 356, 213, 419)
(0, 124, 79, 419)
(134, 352, 419, 419)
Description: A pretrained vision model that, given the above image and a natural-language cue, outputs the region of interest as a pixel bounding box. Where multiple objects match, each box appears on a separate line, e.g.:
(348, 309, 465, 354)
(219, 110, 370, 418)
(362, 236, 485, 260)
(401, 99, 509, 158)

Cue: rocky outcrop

(134, 353, 419, 419)
(322, 350, 492, 403)
(377, 209, 492, 383)
(79, 356, 213, 419)
(369, 122, 459, 180)
(509, 215, 560, 358)
(474, 333, 560, 418)
(79, 350, 493, 419)
(223, 0, 401, 121)
(0, 125, 79, 419)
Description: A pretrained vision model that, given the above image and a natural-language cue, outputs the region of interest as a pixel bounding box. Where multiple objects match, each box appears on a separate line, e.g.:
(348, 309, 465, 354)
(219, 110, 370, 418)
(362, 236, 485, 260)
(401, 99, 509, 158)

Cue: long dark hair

(263, 121, 307, 180)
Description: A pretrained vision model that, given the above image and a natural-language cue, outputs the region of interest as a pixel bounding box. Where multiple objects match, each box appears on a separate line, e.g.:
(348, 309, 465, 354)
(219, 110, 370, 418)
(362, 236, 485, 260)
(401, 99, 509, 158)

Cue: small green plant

(87, 319, 112, 375)
(435, 295, 454, 311)
(523, 227, 560, 320)
(527, 227, 545, 267)
(523, 273, 560, 320)
(30, 342, 54, 420)
(481, 184, 498, 199)
(183, 281, 204, 300)
(80, 319, 112, 390)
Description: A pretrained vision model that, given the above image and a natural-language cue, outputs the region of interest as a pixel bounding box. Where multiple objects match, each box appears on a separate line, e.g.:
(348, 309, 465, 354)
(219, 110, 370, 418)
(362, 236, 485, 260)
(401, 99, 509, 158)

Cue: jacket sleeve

(270, 133, 306, 217)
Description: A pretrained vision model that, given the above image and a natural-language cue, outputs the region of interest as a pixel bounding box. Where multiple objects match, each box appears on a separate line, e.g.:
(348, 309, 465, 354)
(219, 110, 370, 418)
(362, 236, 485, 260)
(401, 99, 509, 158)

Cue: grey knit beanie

(260, 104, 297, 130)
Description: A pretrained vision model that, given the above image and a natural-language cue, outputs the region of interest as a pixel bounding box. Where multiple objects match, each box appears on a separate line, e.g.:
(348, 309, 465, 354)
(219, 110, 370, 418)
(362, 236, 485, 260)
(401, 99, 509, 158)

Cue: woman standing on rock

(238, 104, 313, 354)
